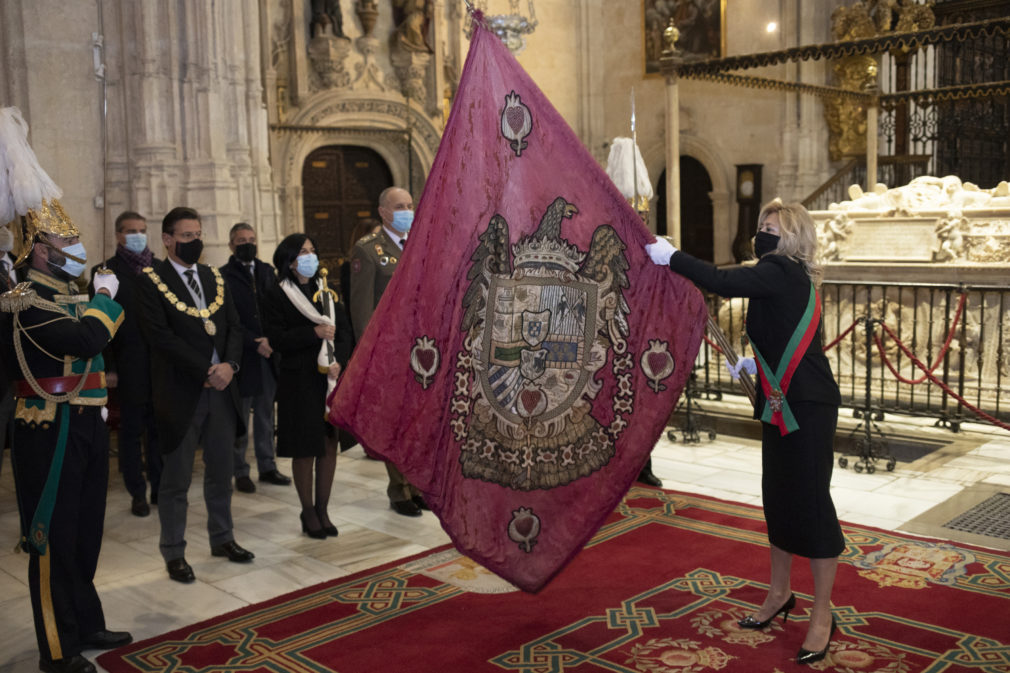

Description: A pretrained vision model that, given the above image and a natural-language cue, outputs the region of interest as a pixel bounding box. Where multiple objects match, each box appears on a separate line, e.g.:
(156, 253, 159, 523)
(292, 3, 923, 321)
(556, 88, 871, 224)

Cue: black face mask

(753, 232, 780, 258)
(176, 238, 204, 265)
(234, 242, 257, 263)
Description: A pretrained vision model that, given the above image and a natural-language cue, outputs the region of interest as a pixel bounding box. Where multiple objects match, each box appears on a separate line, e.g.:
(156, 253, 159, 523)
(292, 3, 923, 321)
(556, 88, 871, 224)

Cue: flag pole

(705, 316, 756, 405)
(631, 88, 639, 216)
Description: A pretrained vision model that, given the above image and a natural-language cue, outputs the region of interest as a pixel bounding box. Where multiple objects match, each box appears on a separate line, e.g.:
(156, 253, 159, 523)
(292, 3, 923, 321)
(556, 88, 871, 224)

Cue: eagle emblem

(452, 196, 634, 491)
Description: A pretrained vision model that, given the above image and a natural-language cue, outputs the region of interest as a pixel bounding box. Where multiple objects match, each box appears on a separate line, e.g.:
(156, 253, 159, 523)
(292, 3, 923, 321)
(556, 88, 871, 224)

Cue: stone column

(659, 21, 683, 246)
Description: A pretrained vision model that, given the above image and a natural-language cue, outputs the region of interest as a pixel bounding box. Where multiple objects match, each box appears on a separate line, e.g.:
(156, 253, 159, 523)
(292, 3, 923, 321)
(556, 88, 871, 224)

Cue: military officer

(0, 198, 132, 673)
(348, 186, 427, 517)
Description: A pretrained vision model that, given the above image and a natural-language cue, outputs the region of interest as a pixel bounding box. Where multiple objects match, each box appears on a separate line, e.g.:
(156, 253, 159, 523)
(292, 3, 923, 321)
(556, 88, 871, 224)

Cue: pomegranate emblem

(500, 90, 532, 157)
(640, 339, 676, 392)
(410, 336, 440, 389)
(507, 507, 541, 552)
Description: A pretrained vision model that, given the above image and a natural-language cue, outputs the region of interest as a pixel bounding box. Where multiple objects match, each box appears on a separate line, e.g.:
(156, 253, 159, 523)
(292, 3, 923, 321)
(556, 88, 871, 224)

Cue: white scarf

(280, 278, 337, 398)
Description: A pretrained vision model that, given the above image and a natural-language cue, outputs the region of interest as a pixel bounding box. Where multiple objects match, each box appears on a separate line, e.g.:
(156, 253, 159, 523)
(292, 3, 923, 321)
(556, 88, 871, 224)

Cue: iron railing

(695, 279, 1010, 432)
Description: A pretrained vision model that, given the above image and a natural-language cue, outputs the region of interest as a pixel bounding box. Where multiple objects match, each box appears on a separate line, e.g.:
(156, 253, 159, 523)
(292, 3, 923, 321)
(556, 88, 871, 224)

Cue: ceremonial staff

(705, 315, 756, 405)
(313, 267, 340, 394)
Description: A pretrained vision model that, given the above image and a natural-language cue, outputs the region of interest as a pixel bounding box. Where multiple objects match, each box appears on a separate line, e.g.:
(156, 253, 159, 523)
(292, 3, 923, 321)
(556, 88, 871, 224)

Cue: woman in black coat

(263, 234, 352, 538)
(647, 200, 843, 665)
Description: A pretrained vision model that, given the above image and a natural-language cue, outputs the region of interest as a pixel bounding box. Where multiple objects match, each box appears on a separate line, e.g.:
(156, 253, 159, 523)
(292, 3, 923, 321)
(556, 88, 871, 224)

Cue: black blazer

(668, 252, 841, 414)
(220, 256, 278, 398)
(137, 258, 244, 454)
(88, 254, 160, 400)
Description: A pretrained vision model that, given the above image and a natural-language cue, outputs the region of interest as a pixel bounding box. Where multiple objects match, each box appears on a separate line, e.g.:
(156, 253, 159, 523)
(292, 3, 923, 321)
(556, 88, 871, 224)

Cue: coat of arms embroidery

(452, 196, 634, 491)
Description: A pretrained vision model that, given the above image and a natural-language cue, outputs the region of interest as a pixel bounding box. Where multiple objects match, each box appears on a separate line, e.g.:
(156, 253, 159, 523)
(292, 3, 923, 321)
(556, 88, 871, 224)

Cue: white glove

(93, 271, 120, 300)
(645, 237, 677, 266)
(725, 357, 756, 380)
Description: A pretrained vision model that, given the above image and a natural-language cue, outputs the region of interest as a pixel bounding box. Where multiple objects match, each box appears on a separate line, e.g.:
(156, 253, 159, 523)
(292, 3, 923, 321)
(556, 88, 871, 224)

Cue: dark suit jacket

(220, 256, 278, 398)
(668, 252, 841, 415)
(88, 254, 160, 400)
(137, 258, 244, 454)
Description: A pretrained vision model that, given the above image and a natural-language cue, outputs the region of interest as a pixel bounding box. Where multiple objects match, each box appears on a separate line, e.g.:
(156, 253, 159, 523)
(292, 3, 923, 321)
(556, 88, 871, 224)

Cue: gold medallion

(176, 301, 187, 311)
(157, 283, 168, 292)
(204, 320, 216, 336)
(199, 309, 210, 318)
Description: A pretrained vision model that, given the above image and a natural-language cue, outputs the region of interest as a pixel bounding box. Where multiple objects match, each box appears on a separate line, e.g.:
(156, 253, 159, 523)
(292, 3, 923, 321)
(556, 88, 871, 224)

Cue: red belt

(16, 372, 106, 398)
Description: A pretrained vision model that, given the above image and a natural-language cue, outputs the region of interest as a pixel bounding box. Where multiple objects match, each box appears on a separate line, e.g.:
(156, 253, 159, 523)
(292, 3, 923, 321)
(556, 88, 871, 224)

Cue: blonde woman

(647, 200, 843, 665)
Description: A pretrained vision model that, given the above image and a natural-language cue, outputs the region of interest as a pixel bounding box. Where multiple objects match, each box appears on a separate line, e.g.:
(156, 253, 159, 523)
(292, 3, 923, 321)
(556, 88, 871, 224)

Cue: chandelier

(473, 0, 538, 53)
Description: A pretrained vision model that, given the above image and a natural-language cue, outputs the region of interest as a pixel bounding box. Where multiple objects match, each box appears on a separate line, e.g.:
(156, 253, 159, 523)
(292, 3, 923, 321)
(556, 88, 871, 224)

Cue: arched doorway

(655, 156, 715, 262)
(301, 145, 393, 280)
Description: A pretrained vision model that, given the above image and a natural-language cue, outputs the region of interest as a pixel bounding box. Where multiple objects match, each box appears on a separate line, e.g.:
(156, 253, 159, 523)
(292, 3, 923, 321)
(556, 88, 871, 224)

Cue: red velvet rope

(874, 324, 1010, 432)
(872, 291, 968, 386)
(822, 318, 861, 352)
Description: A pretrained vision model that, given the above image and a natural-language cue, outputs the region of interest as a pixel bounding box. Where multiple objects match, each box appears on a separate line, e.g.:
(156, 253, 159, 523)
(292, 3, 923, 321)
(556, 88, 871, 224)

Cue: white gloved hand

(725, 356, 757, 380)
(93, 271, 120, 300)
(645, 237, 677, 266)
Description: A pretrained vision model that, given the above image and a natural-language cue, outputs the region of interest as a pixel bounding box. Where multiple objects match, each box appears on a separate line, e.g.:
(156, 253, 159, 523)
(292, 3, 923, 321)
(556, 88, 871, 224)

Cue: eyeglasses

(174, 231, 202, 242)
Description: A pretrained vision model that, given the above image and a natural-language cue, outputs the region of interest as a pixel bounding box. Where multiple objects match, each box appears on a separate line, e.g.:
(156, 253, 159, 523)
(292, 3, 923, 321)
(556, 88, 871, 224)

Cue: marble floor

(1, 401, 1008, 673)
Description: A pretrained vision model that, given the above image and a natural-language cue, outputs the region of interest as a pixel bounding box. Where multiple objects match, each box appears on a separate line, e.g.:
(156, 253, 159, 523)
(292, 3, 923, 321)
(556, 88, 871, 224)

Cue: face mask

(753, 232, 780, 258)
(176, 238, 203, 265)
(295, 253, 319, 278)
(0, 226, 13, 252)
(124, 232, 147, 254)
(49, 241, 88, 279)
(390, 209, 414, 234)
(234, 242, 257, 263)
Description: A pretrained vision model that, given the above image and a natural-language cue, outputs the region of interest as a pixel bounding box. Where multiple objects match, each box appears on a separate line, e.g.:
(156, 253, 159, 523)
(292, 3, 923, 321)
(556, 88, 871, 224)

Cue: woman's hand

(314, 324, 335, 340)
(645, 237, 677, 266)
(327, 362, 342, 379)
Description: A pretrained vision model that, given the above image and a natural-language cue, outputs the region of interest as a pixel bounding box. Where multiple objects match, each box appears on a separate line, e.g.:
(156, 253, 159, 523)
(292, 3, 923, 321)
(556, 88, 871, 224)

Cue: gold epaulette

(359, 232, 378, 244)
(0, 283, 36, 313)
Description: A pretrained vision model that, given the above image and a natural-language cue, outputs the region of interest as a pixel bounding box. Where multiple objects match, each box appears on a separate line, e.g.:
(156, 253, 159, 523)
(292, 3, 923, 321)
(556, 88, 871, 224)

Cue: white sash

(279, 278, 337, 398)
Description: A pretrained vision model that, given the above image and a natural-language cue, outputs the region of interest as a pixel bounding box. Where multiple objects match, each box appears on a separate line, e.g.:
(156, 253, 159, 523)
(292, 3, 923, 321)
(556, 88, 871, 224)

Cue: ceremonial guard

(0, 107, 131, 673)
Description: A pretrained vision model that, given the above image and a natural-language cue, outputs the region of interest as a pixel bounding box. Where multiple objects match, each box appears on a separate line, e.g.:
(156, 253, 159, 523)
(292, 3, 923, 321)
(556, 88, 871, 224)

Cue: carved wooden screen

(301, 145, 393, 285)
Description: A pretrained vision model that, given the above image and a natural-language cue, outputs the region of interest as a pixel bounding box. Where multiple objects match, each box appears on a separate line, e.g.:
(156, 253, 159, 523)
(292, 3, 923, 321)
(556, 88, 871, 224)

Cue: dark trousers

(118, 396, 162, 500)
(386, 462, 420, 503)
(158, 388, 237, 561)
(233, 358, 277, 478)
(12, 405, 108, 661)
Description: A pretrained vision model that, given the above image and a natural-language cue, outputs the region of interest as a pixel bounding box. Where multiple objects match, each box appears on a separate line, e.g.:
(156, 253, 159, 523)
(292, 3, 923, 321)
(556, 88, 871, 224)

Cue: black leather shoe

(637, 469, 663, 487)
(131, 495, 150, 517)
(391, 499, 422, 517)
(739, 593, 796, 629)
(166, 558, 195, 583)
(39, 654, 96, 673)
(235, 476, 256, 493)
(211, 540, 255, 563)
(259, 469, 292, 485)
(82, 629, 133, 650)
(797, 615, 837, 665)
(412, 495, 430, 511)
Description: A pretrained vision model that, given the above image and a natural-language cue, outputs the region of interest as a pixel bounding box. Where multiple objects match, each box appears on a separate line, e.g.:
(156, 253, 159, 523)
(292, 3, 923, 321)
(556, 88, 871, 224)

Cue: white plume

(0, 107, 62, 224)
(605, 137, 653, 202)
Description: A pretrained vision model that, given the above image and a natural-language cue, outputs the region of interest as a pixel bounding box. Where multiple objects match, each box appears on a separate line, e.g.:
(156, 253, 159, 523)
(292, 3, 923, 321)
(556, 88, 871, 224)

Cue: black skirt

(760, 402, 845, 558)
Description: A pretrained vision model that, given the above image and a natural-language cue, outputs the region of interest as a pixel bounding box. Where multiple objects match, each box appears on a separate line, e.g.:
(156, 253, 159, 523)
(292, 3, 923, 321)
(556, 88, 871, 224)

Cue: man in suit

(349, 186, 426, 517)
(0, 201, 132, 673)
(220, 222, 290, 493)
(137, 206, 254, 584)
(90, 211, 163, 517)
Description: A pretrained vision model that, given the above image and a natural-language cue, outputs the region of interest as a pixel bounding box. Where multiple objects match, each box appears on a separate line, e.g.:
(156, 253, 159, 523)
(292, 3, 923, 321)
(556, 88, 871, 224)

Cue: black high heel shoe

(737, 593, 796, 629)
(300, 512, 326, 539)
(797, 615, 837, 665)
(316, 507, 338, 537)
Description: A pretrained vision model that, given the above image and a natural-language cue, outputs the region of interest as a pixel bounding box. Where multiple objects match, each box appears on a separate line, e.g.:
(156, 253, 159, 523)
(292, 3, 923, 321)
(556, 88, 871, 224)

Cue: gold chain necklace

(143, 266, 225, 335)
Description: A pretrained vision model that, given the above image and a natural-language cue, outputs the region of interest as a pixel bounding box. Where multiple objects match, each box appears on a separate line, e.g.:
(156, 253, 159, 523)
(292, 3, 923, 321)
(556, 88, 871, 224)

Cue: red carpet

(98, 487, 1010, 672)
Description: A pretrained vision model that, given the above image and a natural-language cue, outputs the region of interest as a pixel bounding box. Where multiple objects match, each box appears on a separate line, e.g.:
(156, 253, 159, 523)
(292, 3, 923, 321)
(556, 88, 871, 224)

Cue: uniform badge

(452, 196, 635, 492)
(351, 258, 361, 274)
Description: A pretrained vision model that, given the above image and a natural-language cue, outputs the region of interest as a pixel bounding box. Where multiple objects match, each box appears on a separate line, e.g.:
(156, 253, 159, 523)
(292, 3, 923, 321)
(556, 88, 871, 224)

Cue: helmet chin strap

(39, 238, 86, 264)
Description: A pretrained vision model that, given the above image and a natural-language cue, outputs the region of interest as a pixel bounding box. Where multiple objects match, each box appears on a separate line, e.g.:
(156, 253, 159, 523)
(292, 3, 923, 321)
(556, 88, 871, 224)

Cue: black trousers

(12, 404, 109, 661)
(117, 395, 162, 500)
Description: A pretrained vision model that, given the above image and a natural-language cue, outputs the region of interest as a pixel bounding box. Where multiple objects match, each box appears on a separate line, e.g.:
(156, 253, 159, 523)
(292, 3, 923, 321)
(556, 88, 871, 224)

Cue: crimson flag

(329, 15, 707, 592)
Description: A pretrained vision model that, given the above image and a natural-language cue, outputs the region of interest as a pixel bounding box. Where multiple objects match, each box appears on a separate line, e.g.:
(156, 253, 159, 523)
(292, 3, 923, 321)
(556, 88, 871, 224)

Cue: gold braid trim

(0, 284, 93, 403)
(143, 266, 225, 320)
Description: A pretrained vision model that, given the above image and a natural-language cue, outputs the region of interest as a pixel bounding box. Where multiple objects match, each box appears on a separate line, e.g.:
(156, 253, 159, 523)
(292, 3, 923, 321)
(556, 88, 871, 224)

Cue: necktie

(184, 269, 203, 305)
